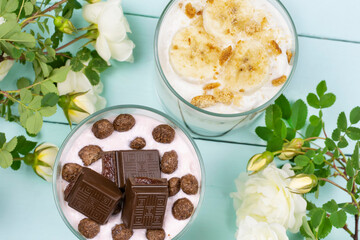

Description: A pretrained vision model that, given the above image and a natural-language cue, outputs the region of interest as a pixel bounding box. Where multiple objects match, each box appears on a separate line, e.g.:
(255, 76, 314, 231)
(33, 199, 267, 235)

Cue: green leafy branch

(253, 81, 360, 239)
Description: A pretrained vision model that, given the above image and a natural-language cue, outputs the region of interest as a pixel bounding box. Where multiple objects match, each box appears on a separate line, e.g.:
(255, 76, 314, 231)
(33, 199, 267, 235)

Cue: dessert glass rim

(154, 0, 299, 118)
(52, 104, 206, 240)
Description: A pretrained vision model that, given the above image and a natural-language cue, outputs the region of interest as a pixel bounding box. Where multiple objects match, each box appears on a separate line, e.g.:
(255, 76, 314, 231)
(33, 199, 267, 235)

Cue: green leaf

(342, 204, 358, 215)
(5, 0, 18, 13)
(304, 162, 315, 174)
(41, 93, 59, 107)
(306, 120, 322, 138)
(330, 210, 347, 228)
(316, 80, 327, 97)
(274, 95, 291, 120)
(266, 135, 283, 152)
(325, 138, 336, 151)
(291, 99, 307, 130)
(306, 150, 316, 158)
(313, 154, 324, 165)
(3, 136, 17, 152)
(347, 177, 354, 192)
(15, 136, 36, 155)
(24, 2, 33, 15)
(255, 127, 273, 141)
(274, 119, 287, 139)
(10, 160, 21, 170)
(7, 32, 36, 48)
(319, 93, 336, 108)
(41, 81, 58, 95)
(25, 51, 35, 61)
(332, 128, 341, 141)
(20, 88, 32, 104)
(346, 160, 355, 177)
(12, 47, 22, 59)
(352, 143, 359, 170)
(0, 150, 13, 168)
(47, 66, 71, 83)
(265, 104, 282, 129)
(28, 96, 42, 110)
(307, 93, 320, 109)
(301, 217, 316, 240)
(310, 208, 326, 228)
(0, 132, 5, 148)
(338, 136, 349, 148)
(17, 77, 31, 89)
(323, 200, 338, 213)
(70, 57, 84, 72)
(84, 66, 100, 85)
(286, 128, 296, 141)
(89, 58, 109, 73)
(346, 127, 360, 140)
(350, 106, 360, 124)
(25, 112, 43, 134)
(76, 47, 91, 61)
(337, 112, 347, 131)
(309, 115, 321, 126)
(39, 106, 57, 117)
(318, 217, 332, 239)
(295, 155, 310, 167)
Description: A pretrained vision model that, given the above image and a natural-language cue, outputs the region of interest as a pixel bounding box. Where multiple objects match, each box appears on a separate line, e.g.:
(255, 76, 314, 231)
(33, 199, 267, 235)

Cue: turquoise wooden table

(1, 0, 360, 239)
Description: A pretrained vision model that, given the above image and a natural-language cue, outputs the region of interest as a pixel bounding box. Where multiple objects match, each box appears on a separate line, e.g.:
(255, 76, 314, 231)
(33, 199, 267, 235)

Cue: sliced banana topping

(222, 40, 271, 93)
(169, 18, 223, 81)
(203, 0, 265, 44)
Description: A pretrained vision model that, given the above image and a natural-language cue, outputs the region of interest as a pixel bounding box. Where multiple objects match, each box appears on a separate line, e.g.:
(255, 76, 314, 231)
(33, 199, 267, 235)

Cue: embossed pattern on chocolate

(65, 168, 122, 224)
(122, 177, 168, 229)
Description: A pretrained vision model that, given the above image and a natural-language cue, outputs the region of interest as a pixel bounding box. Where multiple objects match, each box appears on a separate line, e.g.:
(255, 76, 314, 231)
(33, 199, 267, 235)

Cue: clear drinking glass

(154, 0, 298, 137)
(52, 105, 205, 240)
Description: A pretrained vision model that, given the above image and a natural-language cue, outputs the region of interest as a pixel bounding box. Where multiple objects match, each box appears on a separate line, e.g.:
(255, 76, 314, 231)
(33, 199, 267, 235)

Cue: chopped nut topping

(214, 89, 234, 105)
(207, 0, 214, 3)
(244, 21, 261, 35)
(173, 45, 179, 50)
(286, 49, 293, 64)
(270, 40, 282, 55)
(261, 17, 268, 28)
(219, 46, 232, 65)
(185, 3, 197, 19)
(191, 95, 216, 108)
(197, 10, 203, 15)
(203, 82, 221, 90)
(179, 3, 183, 8)
(239, 89, 245, 93)
(272, 75, 287, 86)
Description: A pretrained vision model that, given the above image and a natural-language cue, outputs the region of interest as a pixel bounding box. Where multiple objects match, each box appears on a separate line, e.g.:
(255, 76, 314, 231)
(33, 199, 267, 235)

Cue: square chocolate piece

(122, 177, 169, 229)
(65, 167, 122, 224)
(102, 150, 161, 189)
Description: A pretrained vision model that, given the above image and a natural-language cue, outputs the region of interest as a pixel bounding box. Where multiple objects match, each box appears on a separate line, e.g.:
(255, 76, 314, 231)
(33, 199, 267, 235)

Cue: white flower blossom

(236, 216, 288, 240)
(57, 61, 106, 123)
(231, 163, 307, 233)
(0, 58, 14, 81)
(82, 0, 135, 64)
(33, 143, 58, 182)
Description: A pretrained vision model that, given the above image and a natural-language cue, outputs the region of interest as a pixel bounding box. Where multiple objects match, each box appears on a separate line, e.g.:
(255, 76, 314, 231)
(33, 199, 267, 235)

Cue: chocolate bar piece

(65, 167, 122, 224)
(102, 150, 161, 189)
(122, 177, 169, 229)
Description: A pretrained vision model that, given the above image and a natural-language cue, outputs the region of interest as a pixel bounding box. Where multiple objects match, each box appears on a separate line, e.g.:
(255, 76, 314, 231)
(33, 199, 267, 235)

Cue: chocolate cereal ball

(180, 174, 199, 195)
(92, 119, 114, 139)
(168, 177, 181, 197)
(78, 218, 100, 239)
(172, 198, 194, 220)
(112, 224, 133, 240)
(62, 163, 82, 182)
(130, 137, 146, 150)
(146, 229, 166, 240)
(78, 145, 103, 166)
(161, 150, 178, 174)
(152, 124, 175, 144)
(113, 114, 135, 132)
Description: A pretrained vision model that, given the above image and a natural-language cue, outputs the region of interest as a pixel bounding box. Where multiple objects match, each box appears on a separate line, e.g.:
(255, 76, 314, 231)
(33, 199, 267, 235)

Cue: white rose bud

(247, 151, 274, 174)
(33, 143, 58, 182)
(278, 138, 304, 160)
(288, 174, 318, 194)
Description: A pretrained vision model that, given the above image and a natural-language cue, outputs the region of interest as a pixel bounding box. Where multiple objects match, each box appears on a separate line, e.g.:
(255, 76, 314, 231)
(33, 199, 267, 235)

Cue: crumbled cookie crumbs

(191, 95, 216, 108)
(197, 10, 203, 15)
(179, 3, 183, 8)
(270, 40, 282, 55)
(286, 49, 293, 64)
(173, 45, 179, 50)
(203, 82, 221, 90)
(239, 89, 245, 93)
(214, 89, 234, 105)
(207, 0, 214, 3)
(185, 3, 196, 19)
(219, 46, 232, 65)
(272, 75, 287, 86)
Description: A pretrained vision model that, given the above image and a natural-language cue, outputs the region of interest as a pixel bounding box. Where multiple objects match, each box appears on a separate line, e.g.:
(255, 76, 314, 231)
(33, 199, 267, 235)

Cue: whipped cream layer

(57, 114, 202, 240)
(158, 0, 294, 114)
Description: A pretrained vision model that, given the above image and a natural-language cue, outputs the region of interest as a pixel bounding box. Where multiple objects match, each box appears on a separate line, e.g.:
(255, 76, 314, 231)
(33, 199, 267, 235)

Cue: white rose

(236, 216, 288, 240)
(33, 143, 59, 182)
(57, 62, 106, 123)
(231, 163, 307, 233)
(82, 0, 135, 64)
(0, 59, 15, 81)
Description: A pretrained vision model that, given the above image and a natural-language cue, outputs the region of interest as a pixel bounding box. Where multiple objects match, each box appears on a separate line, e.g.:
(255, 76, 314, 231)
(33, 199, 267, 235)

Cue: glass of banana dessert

(154, 0, 298, 137)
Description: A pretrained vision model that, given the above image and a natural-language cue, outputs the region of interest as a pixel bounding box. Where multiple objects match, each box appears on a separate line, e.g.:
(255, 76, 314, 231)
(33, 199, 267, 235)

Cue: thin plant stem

(56, 34, 87, 52)
(17, 0, 26, 21)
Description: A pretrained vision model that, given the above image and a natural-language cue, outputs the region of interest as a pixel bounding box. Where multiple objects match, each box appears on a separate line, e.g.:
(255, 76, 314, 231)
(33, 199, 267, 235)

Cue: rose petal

(95, 34, 111, 63)
(0, 60, 14, 81)
(108, 38, 135, 62)
(57, 70, 77, 95)
(82, 2, 106, 24)
(97, 4, 127, 42)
